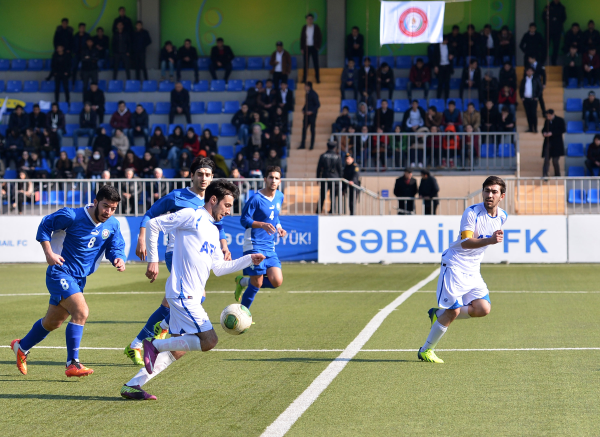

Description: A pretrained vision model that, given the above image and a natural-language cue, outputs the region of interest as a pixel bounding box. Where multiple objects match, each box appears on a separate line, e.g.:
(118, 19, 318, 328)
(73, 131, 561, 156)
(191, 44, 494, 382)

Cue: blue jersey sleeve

(275, 192, 284, 227)
(240, 196, 257, 229)
(105, 221, 127, 263)
(36, 208, 76, 242)
(214, 220, 227, 240)
(140, 192, 178, 228)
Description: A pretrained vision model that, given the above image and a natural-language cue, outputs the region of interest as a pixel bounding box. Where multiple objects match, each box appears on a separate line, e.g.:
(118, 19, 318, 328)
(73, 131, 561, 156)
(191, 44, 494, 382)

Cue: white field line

(0, 290, 270, 297)
(260, 268, 441, 437)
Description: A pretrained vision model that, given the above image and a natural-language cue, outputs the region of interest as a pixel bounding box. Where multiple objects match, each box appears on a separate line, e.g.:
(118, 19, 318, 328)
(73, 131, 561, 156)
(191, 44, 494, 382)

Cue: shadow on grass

(224, 357, 416, 364)
(86, 321, 146, 324)
(0, 379, 75, 383)
(0, 394, 122, 401)
(0, 361, 135, 368)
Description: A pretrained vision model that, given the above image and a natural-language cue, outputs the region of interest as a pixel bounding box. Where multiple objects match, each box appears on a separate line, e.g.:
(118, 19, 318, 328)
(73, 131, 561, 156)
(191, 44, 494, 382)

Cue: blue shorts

(243, 250, 281, 276)
(46, 268, 87, 306)
(165, 251, 173, 273)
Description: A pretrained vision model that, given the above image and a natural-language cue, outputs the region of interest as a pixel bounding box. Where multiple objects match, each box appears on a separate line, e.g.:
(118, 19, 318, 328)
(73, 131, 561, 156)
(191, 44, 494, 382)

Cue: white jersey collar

(84, 204, 102, 228)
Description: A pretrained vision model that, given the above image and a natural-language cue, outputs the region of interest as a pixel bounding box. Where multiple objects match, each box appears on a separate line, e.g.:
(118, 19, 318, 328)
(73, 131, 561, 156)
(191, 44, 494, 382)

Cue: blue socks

(65, 322, 84, 363)
(20, 318, 50, 352)
(136, 305, 170, 342)
(261, 277, 275, 289)
(241, 284, 260, 309)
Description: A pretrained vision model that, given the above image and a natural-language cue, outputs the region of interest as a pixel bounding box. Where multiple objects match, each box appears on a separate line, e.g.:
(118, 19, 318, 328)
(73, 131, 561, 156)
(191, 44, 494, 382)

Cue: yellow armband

(461, 230, 474, 239)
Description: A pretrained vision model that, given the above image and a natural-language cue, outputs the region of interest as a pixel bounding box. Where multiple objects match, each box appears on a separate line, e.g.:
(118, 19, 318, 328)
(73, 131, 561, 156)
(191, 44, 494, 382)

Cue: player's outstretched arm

(461, 230, 503, 249)
(36, 208, 75, 266)
(106, 223, 127, 272)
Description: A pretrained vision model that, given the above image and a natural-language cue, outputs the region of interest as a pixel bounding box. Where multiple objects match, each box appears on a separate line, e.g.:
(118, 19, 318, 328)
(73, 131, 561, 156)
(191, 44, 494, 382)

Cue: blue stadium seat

(417, 98, 427, 109)
(0, 125, 8, 136)
(263, 56, 272, 69)
(227, 80, 243, 91)
(221, 123, 236, 137)
(197, 58, 210, 70)
(28, 59, 44, 71)
(100, 123, 112, 136)
(480, 144, 495, 158)
(49, 191, 66, 206)
(232, 57, 246, 70)
(107, 80, 123, 93)
(587, 189, 600, 204)
(11, 59, 26, 71)
(448, 98, 463, 111)
(24, 102, 34, 113)
(4, 169, 17, 179)
(190, 101, 205, 114)
(140, 102, 154, 115)
(210, 80, 226, 92)
(567, 121, 584, 134)
(379, 56, 394, 67)
(159, 81, 174, 92)
(463, 98, 480, 110)
(105, 101, 118, 113)
(41, 80, 54, 92)
(450, 78, 461, 90)
(142, 80, 157, 92)
(150, 123, 167, 135)
(168, 124, 186, 135)
(69, 102, 83, 115)
(0, 80, 4, 92)
(6, 80, 22, 93)
(497, 143, 515, 157)
(568, 189, 586, 204)
(125, 80, 141, 92)
(566, 78, 580, 89)
(59, 102, 69, 114)
(155, 102, 170, 114)
(288, 78, 296, 90)
(291, 57, 297, 69)
(223, 101, 240, 114)
(162, 168, 177, 178)
(568, 166, 586, 176)
(64, 124, 78, 137)
(204, 123, 219, 136)
(235, 144, 244, 155)
(0, 59, 9, 71)
(126, 102, 136, 113)
(130, 146, 145, 158)
(244, 79, 257, 90)
(341, 99, 357, 113)
(207, 101, 222, 114)
(430, 77, 438, 90)
(413, 55, 429, 64)
(428, 99, 445, 111)
(97, 80, 107, 91)
(23, 80, 39, 92)
(567, 143, 584, 157)
(181, 80, 192, 91)
(187, 123, 202, 134)
(247, 57, 263, 70)
(218, 145, 234, 158)
(565, 98, 583, 112)
(192, 80, 209, 92)
(395, 56, 412, 68)
(395, 77, 408, 90)
(61, 146, 76, 159)
(394, 99, 410, 112)
(66, 190, 82, 204)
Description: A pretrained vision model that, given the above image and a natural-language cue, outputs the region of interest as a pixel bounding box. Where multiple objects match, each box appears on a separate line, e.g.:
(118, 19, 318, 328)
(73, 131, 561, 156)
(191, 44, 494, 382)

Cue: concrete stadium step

(514, 184, 566, 214)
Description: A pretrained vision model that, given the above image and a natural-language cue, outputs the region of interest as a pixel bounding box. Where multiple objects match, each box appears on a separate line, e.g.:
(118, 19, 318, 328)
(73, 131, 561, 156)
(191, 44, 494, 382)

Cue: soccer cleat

(143, 338, 159, 374)
(11, 339, 28, 375)
(234, 275, 245, 302)
(153, 321, 168, 340)
(124, 345, 144, 366)
(418, 348, 444, 364)
(65, 360, 94, 377)
(428, 308, 439, 327)
(120, 384, 157, 401)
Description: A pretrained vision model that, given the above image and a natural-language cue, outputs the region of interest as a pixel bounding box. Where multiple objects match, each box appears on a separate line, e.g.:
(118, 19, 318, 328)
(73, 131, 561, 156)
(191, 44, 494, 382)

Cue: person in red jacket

(497, 85, 517, 116)
(407, 58, 431, 101)
(183, 127, 202, 157)
(583, 46, 600, 86)
(109, 101, 132, 137)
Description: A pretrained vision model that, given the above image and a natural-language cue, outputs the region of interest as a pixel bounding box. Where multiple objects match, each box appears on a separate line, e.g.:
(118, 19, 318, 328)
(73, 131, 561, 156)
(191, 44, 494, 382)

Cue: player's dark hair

(482, 176, 506, 194)
(96, 184, 121, 203)
(190, 157, 215, 177)
(205, 179, 240, 203)
(265, 166, 282, 178)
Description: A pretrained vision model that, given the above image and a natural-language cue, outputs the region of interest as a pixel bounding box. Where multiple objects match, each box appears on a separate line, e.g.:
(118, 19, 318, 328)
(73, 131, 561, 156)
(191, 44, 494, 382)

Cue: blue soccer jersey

(241, 190, 285, 253)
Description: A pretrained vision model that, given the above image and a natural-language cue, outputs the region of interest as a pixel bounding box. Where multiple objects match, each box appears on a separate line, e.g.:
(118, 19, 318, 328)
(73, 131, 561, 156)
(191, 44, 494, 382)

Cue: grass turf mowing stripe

(260, 267, 441, 437)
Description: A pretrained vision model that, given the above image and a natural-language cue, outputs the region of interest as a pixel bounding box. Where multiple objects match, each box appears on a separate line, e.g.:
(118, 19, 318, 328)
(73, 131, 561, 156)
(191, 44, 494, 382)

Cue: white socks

(422, 321, 447, 351)
(153, 335, 202, 352)
(126, 351, 175, 387)
(240, 277, 249, 287)
(159, 319, 169, 330)
(130, 338, 143, 349)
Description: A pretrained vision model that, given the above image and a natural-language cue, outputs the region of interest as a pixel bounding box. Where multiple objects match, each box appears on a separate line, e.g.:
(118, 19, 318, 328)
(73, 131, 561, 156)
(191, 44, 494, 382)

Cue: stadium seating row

(341, 97, 481, 113)
(568, 188, 600, 203)
(565, 78, 600, 89)
(565, 121, 600, 134)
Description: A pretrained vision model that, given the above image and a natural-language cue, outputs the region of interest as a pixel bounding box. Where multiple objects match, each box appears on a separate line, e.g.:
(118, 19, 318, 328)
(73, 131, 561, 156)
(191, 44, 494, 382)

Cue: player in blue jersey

(124, 157, 231, 365)
(11, 185, 126, 377)
(234, 166, 287, 310)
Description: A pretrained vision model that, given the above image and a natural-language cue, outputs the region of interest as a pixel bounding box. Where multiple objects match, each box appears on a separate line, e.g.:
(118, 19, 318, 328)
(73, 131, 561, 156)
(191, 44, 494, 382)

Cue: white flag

(380, 1, 445, 45)
(0, 96, 7, 124)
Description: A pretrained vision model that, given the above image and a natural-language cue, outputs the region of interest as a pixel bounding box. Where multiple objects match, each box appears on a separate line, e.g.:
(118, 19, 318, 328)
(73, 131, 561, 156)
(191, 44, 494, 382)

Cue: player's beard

(94, 207, 108, 223)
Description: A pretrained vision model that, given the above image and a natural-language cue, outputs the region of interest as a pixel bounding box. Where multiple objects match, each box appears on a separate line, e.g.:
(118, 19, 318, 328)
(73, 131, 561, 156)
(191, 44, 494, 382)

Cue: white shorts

(436, 265, 490, 309)
(166, 297, 213, 335)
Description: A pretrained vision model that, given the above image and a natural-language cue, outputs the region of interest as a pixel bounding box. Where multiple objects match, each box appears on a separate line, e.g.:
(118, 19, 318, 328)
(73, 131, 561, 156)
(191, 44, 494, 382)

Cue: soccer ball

(220, 304, 252, 335)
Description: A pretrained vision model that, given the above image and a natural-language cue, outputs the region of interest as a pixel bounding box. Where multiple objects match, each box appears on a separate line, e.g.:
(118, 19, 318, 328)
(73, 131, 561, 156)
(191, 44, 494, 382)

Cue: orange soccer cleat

(65, 360, 94, 378)
(11, 339, 28, 375)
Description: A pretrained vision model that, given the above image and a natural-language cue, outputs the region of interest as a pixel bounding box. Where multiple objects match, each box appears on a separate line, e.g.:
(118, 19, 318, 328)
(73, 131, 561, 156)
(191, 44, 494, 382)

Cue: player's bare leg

(55, 293, 94, 377)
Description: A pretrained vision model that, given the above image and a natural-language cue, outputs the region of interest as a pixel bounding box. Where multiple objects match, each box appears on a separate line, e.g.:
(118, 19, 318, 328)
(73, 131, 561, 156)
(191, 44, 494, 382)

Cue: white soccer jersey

(146, 207, 252, 300)
(442, 203, 507, 273)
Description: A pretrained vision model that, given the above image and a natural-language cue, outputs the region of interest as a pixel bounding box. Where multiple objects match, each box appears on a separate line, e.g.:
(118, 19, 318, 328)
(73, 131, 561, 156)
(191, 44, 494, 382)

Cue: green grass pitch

(0, 263, 598, 436)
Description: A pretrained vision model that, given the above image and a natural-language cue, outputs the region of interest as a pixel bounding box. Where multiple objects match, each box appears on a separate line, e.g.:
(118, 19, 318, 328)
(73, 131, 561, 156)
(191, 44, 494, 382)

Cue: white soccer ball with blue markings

(220, 304, 252, 335)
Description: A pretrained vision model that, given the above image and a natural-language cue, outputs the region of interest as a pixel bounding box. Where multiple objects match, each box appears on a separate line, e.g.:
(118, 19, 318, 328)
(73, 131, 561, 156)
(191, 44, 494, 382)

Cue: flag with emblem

(380, 1, 445, 45)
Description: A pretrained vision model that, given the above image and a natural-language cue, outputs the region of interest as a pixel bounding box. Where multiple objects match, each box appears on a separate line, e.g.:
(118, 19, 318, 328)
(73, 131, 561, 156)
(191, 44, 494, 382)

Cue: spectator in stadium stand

(528, 55, 547, 115)
(266, 125, 287, 157)
(46, 103, 65, 148)
(563, 45, 582, 86)
(133, 21, 152, 81)
(462, 24, 480, 60)
(402, 100, 426, 132)
(112, 128, 130, 158)
(541, 109, 565, 177)
(377, 62, 395, 101)
(430, 34, 454, 100)
(12, 171, 33, 215)
(73, 102, 97, 147)
(3, 129, 22, 166)
(345, 26, 364, 62)
(460, 58, 481, 100)
(93, 27, 110, 64)
(101, 170, 111, 180)
(245, 80, 263, 113)
(122, 150, 140, 174)
(275, 80, 295, 114)
(160, 41, 177, 81)
(463, 102, 481, 132)
(425, 106, 443, 132)
(180, 167, 190, 178)
(258, 79, 277, 119)
(542, 0, 566, 65)
(342, 153, 360, 215)
(481, 72, 499, 104)
(140, 151, 157, 178)
(498, 85, 517, 116)
(495, 26, 515, 65)
(245, 124, 266, 158)
(93, 126, 112, 158)
(9, 105, 29, 135)
(520, 66, 542, 132)
(72, 149, 88, 179)
(270, 41, 291, 90)
(340, 59, 358, 100)
(113, 6, 134, 35)
(47, 45, 71, 105)
(374, 99, 394, 133)
(447, 25, 463, 61)
(519, 22, 546, 66)
(72, 23, 90, 84)
(480, 100, 500, 134)
(110, 101, 132, 138)
(231, 152, 249, 177)
(112, 21, 131, 80)
(563, 23, 584, 55)
(479, 24, 496, 61)
(87, 150, 105, 179)
(584, 20, 600, 51)
(442, 100, 463, 132)
(81, 38, 99, 92)
(199, 129, 218, 156)
(170, 81, 191, 124)
(129, 104, 149, 146)
(17, 150, 34, 174)
(53, 18, 73, 53)
(265, 148, 282, 170)
(585, 134, 600, 175)
(418, 169, 439, 215)
(300, 13, 322, 83)
(231, 103, 252, 146)
(498, 60, 517, 89)
(209, 37, 234, 83)
(147, 126, 168, 161)
(29, 104, 45, 135)
(106, 149, 122, 177)
(54, 150, 72, 178)
(393, 169, 418, 215)
(299, 81, 320, 150)
(583, 46, 600, 87)
(355, 102, 371, 128)
(84, 82, 106, 123)
(499, 106, 516, 132)
(583, 91, 600, 131)
(248, 150, 265, 178)
(358, 57, 377, 111)
(22, 130, 40, 155)
(183, 128, 201, 157)
(332, 106, 352, 133)
(177, 39, 199, 83)
(120, 168, 139, 214)
(316, 141, 343, 213)
(407, 58, 430, 101)
(148, 168, 168, 205)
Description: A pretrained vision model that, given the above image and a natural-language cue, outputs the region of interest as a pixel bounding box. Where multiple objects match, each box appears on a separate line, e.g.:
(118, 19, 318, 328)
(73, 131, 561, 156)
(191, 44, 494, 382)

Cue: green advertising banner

(159, 0, 327, 56)
(347, 0, 515, 57)
(0, 0, 137, 59)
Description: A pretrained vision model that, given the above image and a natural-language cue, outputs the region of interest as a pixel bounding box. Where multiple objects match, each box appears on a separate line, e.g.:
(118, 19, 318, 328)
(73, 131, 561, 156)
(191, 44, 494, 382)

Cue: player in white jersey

(418, 176, 507, 364)
(120, 180, 264, 400)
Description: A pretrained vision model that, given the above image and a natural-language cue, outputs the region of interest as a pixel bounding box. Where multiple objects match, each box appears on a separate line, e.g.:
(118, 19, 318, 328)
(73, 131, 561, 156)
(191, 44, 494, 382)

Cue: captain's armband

(461, 230, 474, 239)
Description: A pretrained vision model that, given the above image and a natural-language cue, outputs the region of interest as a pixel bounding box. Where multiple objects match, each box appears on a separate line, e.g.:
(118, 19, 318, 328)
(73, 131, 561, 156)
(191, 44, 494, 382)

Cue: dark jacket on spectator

(345, 32, 364, 60)
(72, 31, 91, 56)
(231, 110, 252, 129)
(303, 89, 320, 114)
(178, 45, 198, 64)
(316, 149, 343, 178)
(583, 52, 600, 70)
(519, 76, 543, 99)
(447, 31, 463, 58)
(587, 141, 600, 162)
(409, 64, 431, 84)
(84, 88, 105, 111)
(148, 132, 167, 155)
(499, 66, 518, 89)
(582, 98, 600, 119)
(87, 153, 105, 177)
(394, 176, 418, 213)
(583, 29, 600, 52)
(499, 111, 516, 131)
(563, 29, 584, 54)
(442, 108, 463, 127)
(159, 46, 177, 64)
(93, 34, 110, 53)
(113, 15, 134, 35)
(48, 51, 71, 79)
(480, 106, 501, 130)
(418, 174, 439, 199)
(334, 114, 352, 131)
(29, 112, 45, 131)
(358, 66, 376, 92)
(544, 1, 566, 35)
(112, 30, 131, 55)
(9, 112, 29, 134)
(53, 25, 73, 50)
(269, 50, 292, 75)
(462, 31, 481, 58)
(200, 135, 218, 156)
(168, 132, 185, 149)
(131, 110, 149, 130)
(430, 43, 456, 73)
(81, 46, 100, 71)
(341, 65, 358, 88)
(519, 31, 545, 58)
(133, 29, 152, 53)
(231, 154, 249, 177)
(461, 66, 481, 88)
(275, 88, 295, 112)
(110, 109, 131, 130)
(93, 132, 112, 157)
(542, 115, 566, 157)
(79, 110, 97, 129)
(171, 88, 190, 109)
(301, 25, 323, 50)
(46, 111, 66, 131)
(210, 45, 234, 65)
(378, 65, 395, 87)
(375, 107, 395, 132)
